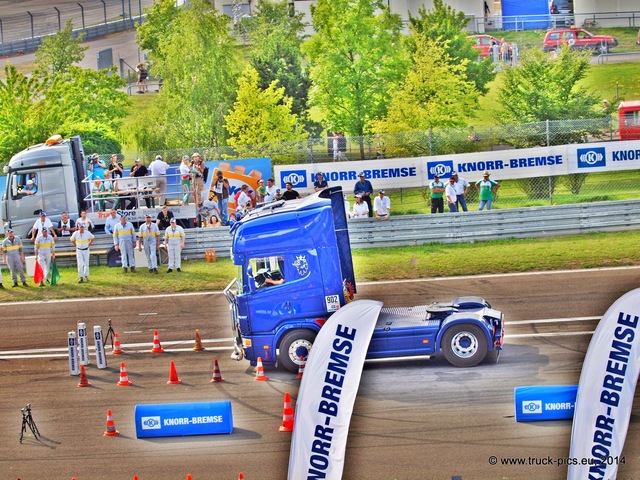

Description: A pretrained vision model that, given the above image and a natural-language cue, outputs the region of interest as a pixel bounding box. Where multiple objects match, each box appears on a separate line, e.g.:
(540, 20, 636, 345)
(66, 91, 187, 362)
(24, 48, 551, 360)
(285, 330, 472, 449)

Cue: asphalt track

(1, 267, 640, 479)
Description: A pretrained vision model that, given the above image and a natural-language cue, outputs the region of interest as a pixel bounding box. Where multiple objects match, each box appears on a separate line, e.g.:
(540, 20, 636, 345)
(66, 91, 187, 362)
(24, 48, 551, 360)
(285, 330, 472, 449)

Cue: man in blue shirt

(354, 172, 373, 217)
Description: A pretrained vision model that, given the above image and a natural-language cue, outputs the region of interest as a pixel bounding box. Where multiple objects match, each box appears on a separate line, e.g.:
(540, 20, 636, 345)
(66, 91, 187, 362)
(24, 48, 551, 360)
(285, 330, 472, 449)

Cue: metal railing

(48, 199, 640, 265)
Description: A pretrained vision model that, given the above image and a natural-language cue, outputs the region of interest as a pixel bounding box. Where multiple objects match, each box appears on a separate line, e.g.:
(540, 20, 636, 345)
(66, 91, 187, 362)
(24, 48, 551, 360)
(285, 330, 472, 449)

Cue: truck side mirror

(246, 266, 256, 294)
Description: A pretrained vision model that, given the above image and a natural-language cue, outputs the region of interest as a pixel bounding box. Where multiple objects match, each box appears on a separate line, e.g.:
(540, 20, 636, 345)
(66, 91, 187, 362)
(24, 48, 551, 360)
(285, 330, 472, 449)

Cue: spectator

(70, 223, 94, 283)
(314, 172, 328, 192)
(373, 190, 390, 220)
(164, 217, 185, 273)
(56, 211, 76, 238)
(236, 184, 253, 209)
(2, 228, 28, 287)
(104, 208, 121, 235)
(108, 154, 124, 179)
(87, 153, 106, 180)
(31, 211, 57, 241)
(343, 194, 351, 219)
(452, 172, 470, 212)
(281, 182, 300, 201)
(468, 126, 480, 142)
(75, 209, 95, 232)
(34, 228, 55, 287)
(156, 205, 174, 230)
(136, 63, 148, 93)
(476, 171, 501, 211)
(264, 178, 278, 203)
(375, 134, 386, 159)
(354, 172, 374, 217)
(149, 154, 170, 206)
(212, 170, 230, 225)
(256, 179, 266, 203)
(138, 213, 160, 273)
(352, 195, 369, 219)
(179, 155, 193, 204)
(19, 179, 37, 195)
(500, 39, 509, 62)
(430, 175, 446, 214)
(131, 157, 150, 208)
(113, 216, 137, 273)
(445, 177, 458, 213)
(332, 133, 340, 162)
(191, 153, 206, 205)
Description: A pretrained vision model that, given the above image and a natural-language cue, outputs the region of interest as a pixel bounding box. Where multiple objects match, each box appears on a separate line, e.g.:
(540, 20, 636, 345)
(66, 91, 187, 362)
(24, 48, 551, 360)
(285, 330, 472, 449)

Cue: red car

(543, 28, 618, 54)
(467, 35, 512, 59)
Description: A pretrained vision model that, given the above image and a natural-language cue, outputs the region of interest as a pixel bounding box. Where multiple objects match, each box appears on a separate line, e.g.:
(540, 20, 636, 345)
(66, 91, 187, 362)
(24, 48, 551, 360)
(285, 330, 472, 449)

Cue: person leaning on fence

(429, 175, 446, 214)
(476, 171, 500, 211)
(70, 223, 94, 284)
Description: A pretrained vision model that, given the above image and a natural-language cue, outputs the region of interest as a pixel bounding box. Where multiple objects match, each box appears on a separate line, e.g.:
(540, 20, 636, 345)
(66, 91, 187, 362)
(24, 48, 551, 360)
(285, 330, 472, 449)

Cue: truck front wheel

(279, 330, 316, 373)
(441, 324, 487, 367)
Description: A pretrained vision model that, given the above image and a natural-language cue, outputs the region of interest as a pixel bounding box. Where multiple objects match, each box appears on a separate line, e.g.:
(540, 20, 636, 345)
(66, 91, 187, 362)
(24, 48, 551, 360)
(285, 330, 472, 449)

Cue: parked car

(467, 34, 512, 59)
(542, 28, 618, 54)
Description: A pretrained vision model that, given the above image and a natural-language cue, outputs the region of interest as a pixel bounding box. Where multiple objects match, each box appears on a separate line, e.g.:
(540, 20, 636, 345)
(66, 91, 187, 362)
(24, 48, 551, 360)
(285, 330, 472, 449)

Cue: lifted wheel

(441, 324, 488, 367)
(278, 330, 316, 373)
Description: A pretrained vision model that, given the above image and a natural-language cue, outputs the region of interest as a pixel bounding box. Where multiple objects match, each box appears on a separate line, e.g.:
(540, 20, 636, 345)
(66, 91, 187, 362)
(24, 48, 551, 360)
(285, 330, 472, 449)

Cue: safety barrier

(48, 199, 640, 265)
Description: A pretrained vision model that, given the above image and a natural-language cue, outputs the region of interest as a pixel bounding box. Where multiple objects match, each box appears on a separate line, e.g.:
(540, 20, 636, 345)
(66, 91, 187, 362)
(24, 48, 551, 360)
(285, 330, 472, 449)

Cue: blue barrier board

(135, 400, 233, 438)
(514, 385, 578, 422)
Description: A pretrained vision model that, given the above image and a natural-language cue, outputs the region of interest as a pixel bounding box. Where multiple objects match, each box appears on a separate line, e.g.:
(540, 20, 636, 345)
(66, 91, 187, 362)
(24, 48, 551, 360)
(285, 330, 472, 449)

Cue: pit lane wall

(275, 140, 640, 194)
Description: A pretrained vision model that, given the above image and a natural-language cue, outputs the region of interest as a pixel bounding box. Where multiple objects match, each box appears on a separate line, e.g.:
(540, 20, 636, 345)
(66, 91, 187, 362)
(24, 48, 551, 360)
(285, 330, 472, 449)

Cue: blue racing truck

(224, 187, 504, 372)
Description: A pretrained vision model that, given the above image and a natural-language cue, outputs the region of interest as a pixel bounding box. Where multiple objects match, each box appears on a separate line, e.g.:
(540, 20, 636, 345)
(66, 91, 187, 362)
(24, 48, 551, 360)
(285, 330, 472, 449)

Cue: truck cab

(225, 187, 504, 372)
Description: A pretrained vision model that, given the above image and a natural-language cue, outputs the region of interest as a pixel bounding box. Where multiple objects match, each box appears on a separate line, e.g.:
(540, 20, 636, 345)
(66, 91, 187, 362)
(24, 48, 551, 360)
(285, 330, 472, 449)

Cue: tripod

(103, 319, 115, 350)
(20, 404, 40, 443)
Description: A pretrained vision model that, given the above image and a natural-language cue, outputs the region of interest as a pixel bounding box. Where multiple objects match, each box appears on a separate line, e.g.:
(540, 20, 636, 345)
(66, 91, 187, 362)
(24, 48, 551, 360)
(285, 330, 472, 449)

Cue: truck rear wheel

(279, 330, 316, 373)
(441, 324, 487, 367)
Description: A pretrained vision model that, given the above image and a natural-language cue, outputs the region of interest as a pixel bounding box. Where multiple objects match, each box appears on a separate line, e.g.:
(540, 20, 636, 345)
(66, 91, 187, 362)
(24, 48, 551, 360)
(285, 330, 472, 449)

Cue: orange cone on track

(238, 474, 245, 480)
(296, 356, 306, 380)
(254, 357, 269, 381)
(193, 329, 205, 351)
(186, 475, 192, 480)
(103, 409, 119, 436)
(133, 476, 139, 480)
(151, 330, 164, 353)
(112, 332, 124, 355)
(167, 360, 182, 384)
(117, 362, 132, 386)
(210, 359, 224, 383)
(279, 392, 295, 432)
(77, 364, 92, 387)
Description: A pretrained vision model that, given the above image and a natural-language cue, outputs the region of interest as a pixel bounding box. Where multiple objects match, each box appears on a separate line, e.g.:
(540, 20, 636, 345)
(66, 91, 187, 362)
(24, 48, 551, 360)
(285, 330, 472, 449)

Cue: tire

(441, 324, 488, 368)
(598, 44, 608, 55)
(278, 330, 316, 373)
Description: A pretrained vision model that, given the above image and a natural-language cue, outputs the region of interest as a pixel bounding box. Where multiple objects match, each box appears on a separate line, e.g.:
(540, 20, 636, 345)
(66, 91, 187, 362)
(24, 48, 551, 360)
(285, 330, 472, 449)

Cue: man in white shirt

(445, 177, 458, 213)
(452, 171, 470, 212)
(30, 212, 57, 241)
(149, 155, 170, 206)
(373, 189, 391, 220)
(263, 178, 278, 203)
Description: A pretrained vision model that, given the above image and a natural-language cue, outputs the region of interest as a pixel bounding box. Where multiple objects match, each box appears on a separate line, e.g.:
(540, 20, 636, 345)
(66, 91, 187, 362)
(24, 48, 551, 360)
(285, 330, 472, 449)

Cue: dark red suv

(543, 28, 618, 54)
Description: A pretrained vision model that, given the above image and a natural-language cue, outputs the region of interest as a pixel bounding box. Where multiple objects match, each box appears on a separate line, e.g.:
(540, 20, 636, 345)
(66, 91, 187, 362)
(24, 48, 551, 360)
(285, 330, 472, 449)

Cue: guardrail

(46, 199, 640, 267)
(597, 51, 640, 64)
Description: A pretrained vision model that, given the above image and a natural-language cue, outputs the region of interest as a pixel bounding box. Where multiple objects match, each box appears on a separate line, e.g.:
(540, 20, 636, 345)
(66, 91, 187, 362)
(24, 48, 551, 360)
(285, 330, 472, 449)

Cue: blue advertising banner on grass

(135, 400, 233, 438)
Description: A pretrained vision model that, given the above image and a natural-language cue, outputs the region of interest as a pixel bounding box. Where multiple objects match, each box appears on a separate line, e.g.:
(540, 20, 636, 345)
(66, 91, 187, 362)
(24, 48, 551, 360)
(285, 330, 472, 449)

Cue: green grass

(3, 229, 640, 301)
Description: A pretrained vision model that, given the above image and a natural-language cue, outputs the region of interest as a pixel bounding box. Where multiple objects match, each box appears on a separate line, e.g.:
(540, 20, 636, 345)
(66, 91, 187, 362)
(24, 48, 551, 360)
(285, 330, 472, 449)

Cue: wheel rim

(450, 331, 479, 359)
(288, 339, 312, 364)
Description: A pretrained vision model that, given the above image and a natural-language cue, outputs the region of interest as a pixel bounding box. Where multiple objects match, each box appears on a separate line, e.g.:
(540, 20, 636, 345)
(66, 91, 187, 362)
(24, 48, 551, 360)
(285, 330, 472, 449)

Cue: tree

(0, 64, 129, 163)
(136, 0, 179, 61)
(371, 38, 477, 133)
(302, 0, 409, 158)
(225, 66, 307, 155)
(35, 19, 87, 76)
(408, 0, 495, 94)
(131, 0, 241, 149)
(245, 0, 314, 131)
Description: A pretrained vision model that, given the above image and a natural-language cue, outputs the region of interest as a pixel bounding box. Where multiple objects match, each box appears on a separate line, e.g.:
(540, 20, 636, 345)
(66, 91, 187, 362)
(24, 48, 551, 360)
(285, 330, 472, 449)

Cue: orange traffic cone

(279, 392, 295, 432)
(238, 474, 245, 480)
(254, 357, 269, 381)
(103, 409, 119, 436)
(210, 359, 224, 383)
(112, 332, 124, 355)
(167, 360, 182, 384)
(193, 329, 205, 351)
(117, 361, 132, 386)
(133, 476, 139, 480)
(77, 364, 92, 387)
(151, 330, 164, 353)
(186, 475, 192, 480)
(296, 356, 306, 380)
